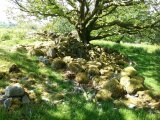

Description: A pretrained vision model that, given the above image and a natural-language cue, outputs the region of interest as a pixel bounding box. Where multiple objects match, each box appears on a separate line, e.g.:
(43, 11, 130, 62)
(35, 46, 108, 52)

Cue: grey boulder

(5, 85, 25, 97)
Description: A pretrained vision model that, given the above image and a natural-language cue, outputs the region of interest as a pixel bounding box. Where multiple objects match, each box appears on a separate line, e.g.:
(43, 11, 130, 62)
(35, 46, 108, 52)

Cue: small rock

(38, 56, 50, 65)
(22, 95, 30, 104)
(3, 98, 12, 109)
(28, 48, 44, 56)
(95, 89, 112, 101)
(68, 62, 84, 73)
(46, 48, 57, 58)
(51, 58, 66, 69)
(87, 66, 100, 77)
(5, 84, 25, 97)
(75, 72, 90, 84)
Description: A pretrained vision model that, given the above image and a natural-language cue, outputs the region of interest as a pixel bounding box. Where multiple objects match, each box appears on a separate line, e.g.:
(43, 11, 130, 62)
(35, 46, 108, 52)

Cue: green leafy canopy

(9, 0, 160, 44)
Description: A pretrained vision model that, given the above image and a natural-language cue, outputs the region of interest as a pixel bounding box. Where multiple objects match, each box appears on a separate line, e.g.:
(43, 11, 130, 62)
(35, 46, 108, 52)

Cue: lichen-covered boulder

(75, 72, 90, 84)
(101, 70, 114, 79)
(86, 61, 102, 69)
(114, 90, 160, 109)
(46, 48, 57, 58)
(121, 66, 138, 77)
(120, 74, 145, 94)
(87, 66, 100, 77)
(64, 71, 76, 80)
(28, 48, 44, 56)
(102, 79, 126, 98)
(132, 75, 145, 84)
(51, 58, 66, 69)
(92, 76, 108, 87)
(63, 56, 73, 63)
(5, 84, 25, 97)
(135, 90, 154, 102)
(120, 76, 130, 86)
(95, 89, 112, 101)
(68, 62, 84, 73)
(124, 78, 144, 94)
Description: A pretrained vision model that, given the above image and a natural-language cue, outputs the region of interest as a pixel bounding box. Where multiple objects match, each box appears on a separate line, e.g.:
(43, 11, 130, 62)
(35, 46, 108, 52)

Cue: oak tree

(10, 0, 160, 44)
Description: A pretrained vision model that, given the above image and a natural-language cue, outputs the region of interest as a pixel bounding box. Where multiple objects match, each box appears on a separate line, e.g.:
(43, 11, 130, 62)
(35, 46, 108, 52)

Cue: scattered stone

(46, 48, 57, 58)
(68, 62, 84, 73)
(22, 95, 30, 104)
(124, 78, 144, 94)
(128, 103, 136, 109)
(3, 98, 12, 109)
(87, 66, 100, 77)
(52, 93, 65, 100)
(5, 84, 25, 97)
(51, 58, 66, 69)
(38, 56, 50, 65)
(28, 48, 44, 56)
(64, 71, 75, 80)
(102, 79, 126, 98)
(95, 89, 112, 101)
(63, 56, 73, 63)
(75, 72, 90, 84)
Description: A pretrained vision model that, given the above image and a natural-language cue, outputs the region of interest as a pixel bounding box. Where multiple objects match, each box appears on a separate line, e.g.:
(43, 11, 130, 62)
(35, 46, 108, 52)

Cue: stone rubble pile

(8, 34, 160, 110)
(0, 84, 30, 109)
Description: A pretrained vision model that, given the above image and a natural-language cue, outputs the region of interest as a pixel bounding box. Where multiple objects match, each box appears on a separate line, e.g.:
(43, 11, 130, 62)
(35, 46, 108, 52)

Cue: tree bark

(76, 25, 91, 44)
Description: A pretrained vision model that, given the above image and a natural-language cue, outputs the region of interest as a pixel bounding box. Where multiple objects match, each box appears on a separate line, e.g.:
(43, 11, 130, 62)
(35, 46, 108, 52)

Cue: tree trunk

(76, 27, 91, 44)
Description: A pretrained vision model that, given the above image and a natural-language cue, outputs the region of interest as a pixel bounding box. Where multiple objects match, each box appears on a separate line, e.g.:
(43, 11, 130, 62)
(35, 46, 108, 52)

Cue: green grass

(0, 28, 160, 120)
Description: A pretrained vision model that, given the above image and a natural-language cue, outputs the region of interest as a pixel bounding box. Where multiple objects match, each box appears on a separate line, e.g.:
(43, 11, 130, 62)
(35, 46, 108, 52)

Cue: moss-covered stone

(125, 78, 144, 94)
(75, 72, 90, 84)
(51, 58, 66, 69)
(121, 66, 138, 77)
(95, 89, 112, 101)
(102, 79, 126, 98)
(87, 66, 100, 77)
(68, 62, 84, 73)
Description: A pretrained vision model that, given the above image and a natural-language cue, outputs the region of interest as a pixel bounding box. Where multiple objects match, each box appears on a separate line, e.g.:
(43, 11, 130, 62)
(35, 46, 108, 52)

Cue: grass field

(0, 28, 160, 120)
